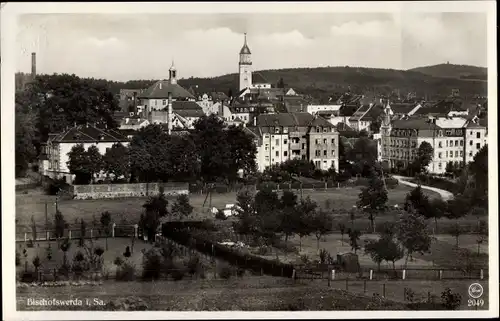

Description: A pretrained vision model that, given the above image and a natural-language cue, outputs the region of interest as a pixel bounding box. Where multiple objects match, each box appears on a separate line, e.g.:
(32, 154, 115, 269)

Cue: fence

(293, 265, 488, 281)
(71, 182, 189, 200)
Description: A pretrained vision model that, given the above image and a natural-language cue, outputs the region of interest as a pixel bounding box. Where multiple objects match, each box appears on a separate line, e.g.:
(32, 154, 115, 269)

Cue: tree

(277, 77, 285, 89)
(86, 145, 103, 183)
(396, 211, 432, 267)
(347, 228, 362, 254)
(310, 209, 333, 250)
(192, 115, 231, 183)
(103, 143, 130, 181)
(445, 161, 455, 177)
(54, 210, 67, 241)
(445, 197, 470, 220)
(140, 189, 169, 242)
(413, 141, 434, 174)
(15, 101, 38, 177)
(226, 125, 257, 181)
(17, 74, 119, 152)
(448, 222, 464, 247)
(253, 190, 282, 245)
(365, 236, 404, 270)
(79, 219, 87, 247)
(428, 198, 448, 232)
(171, 194, 194, 219)
(67, 144, 93, 184)
(233, 189, 257, 243)
(357, 174, 388, 232)
(100, 211, 112, 250)
(468, 145, 488, 208)
(279, 190, 299, 245)
(32, 256, 41, 278)
(295, 197, 317, 251)
(60, 237, 71, 267)
(338, 223, 346, 244)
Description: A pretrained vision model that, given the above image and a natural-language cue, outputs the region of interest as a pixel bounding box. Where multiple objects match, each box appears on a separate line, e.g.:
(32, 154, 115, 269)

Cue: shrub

(319, 249, 329, 264)
(142, 249, 163, 281)
(218, 263, 233, 279)
(58, 264, 71, 278)
(44, 177, 68, 195)
(441, 288, 462, 310)
(113, 257, 124, 267)
(185, 255, 202, 276)
(20, 271, 38, 283)
(215, 210, 227, 221)
(116, 262, 136, 281)
(385, 177, 399, 189)
(171, 265, 187, 281)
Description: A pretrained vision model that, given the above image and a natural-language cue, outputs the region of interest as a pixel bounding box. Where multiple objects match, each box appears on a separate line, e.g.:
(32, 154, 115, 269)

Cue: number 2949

(468, 299, 485, 307)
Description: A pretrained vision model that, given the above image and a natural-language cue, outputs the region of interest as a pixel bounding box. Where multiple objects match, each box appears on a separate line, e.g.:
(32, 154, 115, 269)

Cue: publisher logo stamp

(468, 283, 483, 299)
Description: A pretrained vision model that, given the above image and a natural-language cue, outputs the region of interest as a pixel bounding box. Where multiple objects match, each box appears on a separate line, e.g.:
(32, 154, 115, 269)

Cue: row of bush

(161, 222, 295, 278)
(414, 174, 460, 194)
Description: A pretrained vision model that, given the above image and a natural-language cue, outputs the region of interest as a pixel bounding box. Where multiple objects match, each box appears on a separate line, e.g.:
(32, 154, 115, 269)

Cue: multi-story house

(39, 124, 130, 183)
(380, 107, 488, 174)
(246, 113, 339, 172)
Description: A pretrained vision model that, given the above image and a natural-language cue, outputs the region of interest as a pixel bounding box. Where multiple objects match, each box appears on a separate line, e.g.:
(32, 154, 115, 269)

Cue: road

(392, 175, 454, 201)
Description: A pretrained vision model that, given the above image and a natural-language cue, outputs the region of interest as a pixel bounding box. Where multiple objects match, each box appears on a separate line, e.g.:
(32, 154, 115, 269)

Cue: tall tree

(396, 210, 432, 268)
(413, 141, 434, 174)
(357, 174, 388, 232)
(67, 144, 93, 184)
(54, 210, 67, 241)
(233, 189, 257, 243)
(192, 115, 231, 183)
(279, 190, 299, 244)
(347, 228, 362, 254)
(86, 145, 103, 183)
(100, 211, 112, 250)
(103, 143, 130, 181)
(15, 99, 39, 177)
(140, 189, 169, 242)
(226, 125, 257, 181)
(295, 197, 317, 251)
(468, 145, 488, 208)
(310, 209, 333, 250)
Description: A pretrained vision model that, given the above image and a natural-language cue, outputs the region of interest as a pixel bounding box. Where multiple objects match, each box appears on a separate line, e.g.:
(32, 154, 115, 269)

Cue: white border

(2, 2, 498, 320)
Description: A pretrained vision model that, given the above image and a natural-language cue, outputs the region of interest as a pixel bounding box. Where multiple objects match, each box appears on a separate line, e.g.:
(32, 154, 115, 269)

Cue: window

(315, 139, 319, 145)
(439, 142, 442, 148)
(323, 139, 327, 144)
(162, 100, 166, 105)
(331, 150, 335, 156)
(302, 143, 305, 149)
(460, 151, 463, 157)
(315, 161, 321, 168)
(324, 150, 327, 156)
(316, 150, 321, 157)
(460, 140, 463, 147)
(455, 151, 458, 157)
(438, 152, 442, 159)
(284, 151, 288, 157)
(275, 151, 279, 157)
(275, 127, 280, 134)
(275, 139, 279, 146)
(446, 141, 448, 147)
(331, 139, 335, 144)
(283, 127, 288, 134)
(439, 163, 442, 169)
(469, 152, 473, 157)
(476, 132, 481, 139)
(284, 139, 288, 144)
(476, 143, 481, 149)
(455, 140, 458, 147)
(470, 140, 473, 146)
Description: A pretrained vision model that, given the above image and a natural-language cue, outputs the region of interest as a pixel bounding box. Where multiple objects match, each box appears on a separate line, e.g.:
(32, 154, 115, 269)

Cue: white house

(39, 124, 130, 183)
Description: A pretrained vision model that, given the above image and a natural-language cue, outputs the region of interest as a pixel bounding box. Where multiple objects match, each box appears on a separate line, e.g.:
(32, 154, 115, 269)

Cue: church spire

(169, 59, 177, 85)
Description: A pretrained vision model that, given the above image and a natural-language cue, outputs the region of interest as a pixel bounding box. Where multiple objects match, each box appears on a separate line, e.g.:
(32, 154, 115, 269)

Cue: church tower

(169, 60, 177, 85)
(239, 33, 252, 91)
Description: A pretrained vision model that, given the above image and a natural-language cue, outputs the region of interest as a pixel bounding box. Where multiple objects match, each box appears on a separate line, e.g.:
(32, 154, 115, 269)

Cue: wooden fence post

(402, 269, 406, 280)
(112, 223, 116, 238)
(383, 283, 386, 297)
(331, 269, 335, 280)
(292, 269, 296, 281)
(24, 233, 27, 243)
(427, 291, 431, 302)
(480, 269, 484, 280)
(369, 269, 373, 280)
(46, 231, 50, 241)
(363, 280, 367, 293)
(90, 229, 93, 239)
(68, 230, 72, 239)
(327, 269, 331, 287)
(134, 224, 138, 238)
(439, 270, 443, 280)
(345, 278, 349, 290)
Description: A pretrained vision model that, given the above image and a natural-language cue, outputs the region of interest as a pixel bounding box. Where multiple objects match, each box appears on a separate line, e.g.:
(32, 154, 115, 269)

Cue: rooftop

(256, 112, 333, 129)
(48, 125, 129, 144)
(138, 80, 195, 100)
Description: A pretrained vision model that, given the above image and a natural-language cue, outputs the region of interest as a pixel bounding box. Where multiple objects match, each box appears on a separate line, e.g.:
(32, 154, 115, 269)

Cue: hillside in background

(16, 64, 488, 103)
(409, 64, 487, 81)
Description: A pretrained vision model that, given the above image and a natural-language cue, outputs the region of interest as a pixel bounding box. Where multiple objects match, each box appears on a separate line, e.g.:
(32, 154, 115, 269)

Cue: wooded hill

(16, 64, 488, 103)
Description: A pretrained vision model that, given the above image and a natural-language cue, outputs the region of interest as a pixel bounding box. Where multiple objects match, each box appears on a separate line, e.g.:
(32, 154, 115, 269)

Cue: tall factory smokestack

(31, 52, 37, 81)
(167, 92, 173, 135)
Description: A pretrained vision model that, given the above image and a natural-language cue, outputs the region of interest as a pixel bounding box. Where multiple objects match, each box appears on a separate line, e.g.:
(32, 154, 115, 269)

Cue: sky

(15, 12, 487, 82)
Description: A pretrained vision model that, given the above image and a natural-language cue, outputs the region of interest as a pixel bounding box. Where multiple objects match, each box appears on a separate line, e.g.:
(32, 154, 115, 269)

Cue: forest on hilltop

(16, 64, 488, 103)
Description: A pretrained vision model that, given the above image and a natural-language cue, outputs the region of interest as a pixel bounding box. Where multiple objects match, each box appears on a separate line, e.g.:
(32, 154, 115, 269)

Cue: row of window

(438, 151, 464, 159)
(315, 150, 336, 157)
(315, 138, 336, 145)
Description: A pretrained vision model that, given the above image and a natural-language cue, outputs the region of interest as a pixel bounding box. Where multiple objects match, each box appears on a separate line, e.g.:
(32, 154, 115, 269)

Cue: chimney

(31, 52, 36, 81)
(167, 92, 173, 135)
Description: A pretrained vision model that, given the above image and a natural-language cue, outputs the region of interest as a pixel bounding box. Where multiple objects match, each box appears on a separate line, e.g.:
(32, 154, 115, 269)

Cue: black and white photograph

(1, 1, 498, 318)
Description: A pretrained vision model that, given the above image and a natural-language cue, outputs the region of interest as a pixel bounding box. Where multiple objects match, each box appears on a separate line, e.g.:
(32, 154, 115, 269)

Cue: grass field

(16, 277, 487, 311)
(16, 185, 440, 232)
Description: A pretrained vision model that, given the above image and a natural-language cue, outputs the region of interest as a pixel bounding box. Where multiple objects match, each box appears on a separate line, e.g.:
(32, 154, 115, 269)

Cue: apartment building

(380, 112, 488, 174)
(246, 113, 339, 172)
